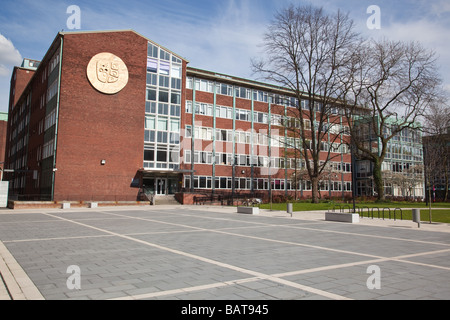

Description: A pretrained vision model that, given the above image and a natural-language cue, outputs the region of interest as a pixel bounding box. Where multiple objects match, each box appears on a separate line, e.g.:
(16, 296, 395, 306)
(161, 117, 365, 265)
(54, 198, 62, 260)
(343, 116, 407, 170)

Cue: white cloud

(0, 33, 22, 77)
(359, 15, 450, 96)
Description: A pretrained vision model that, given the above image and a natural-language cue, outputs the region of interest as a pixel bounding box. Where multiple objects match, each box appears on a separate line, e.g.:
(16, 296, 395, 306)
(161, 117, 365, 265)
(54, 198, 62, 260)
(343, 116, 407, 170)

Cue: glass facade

(144, 42, 182, 170)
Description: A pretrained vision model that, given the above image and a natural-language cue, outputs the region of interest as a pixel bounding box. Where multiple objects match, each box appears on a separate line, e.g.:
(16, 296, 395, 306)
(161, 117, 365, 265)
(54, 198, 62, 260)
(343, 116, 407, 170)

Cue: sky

(0, 0, 449, 113)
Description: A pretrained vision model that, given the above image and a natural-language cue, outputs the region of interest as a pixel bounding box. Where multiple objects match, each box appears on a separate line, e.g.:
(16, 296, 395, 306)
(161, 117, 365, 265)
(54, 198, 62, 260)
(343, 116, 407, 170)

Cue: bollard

(412, 209, 421, 228)
(287, 203, 293, 217)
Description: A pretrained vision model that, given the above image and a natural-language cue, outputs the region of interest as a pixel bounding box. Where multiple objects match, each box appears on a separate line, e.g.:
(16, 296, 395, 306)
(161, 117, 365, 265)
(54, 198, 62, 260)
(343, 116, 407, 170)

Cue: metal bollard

(287, 203, 293, 217)
(412, 209, 421, 228)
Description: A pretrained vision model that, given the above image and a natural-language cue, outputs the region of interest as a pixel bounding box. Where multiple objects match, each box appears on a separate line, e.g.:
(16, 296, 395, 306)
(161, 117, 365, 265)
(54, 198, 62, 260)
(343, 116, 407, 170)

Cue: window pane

(144, 150, 154, 161)
(169, 148, 179, 162)
(170, 119, 180, 132)
(157, 132, 167, 143)
(145, 116, 155, 129)
(159, 75, 170, 88)
(170, 132, 180, 144)
(159, 90, 169, 102)
(146, 73, 157, 85)
(146, 101, 156, 114)
(158, 103, 168, 115)
(147, 58, 157, 73)
(158, 118, 168, 130)
(160, 49, 170, 61)
(171, 78, 181, 90)
(157, 150, 167, 162)
(160, 61, 170, 75)
(148, 44, 158, 58)
(147, 88, 156, 101)
(171, 65, 181, 78)
(170, 105, 180, 117)
(171, 92, 181, 104)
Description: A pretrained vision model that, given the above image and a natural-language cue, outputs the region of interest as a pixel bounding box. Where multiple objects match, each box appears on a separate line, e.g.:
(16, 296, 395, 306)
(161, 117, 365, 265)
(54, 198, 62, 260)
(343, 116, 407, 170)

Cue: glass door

(156, 178, 167, 195)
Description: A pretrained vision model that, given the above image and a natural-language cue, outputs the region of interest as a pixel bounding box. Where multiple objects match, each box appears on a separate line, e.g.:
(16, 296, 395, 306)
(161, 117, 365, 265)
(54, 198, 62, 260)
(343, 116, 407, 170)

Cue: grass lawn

(259, 201, 450, 223)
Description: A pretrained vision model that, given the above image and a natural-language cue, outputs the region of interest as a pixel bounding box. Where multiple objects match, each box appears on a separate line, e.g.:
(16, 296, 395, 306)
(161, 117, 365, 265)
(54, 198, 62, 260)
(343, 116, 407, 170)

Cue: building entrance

(156, 178, 167, 195)
(143, 176, 179, 196)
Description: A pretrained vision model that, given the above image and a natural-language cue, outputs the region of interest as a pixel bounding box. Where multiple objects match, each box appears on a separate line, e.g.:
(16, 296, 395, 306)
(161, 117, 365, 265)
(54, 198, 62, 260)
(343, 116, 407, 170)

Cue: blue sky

(0, 0, 449, 112)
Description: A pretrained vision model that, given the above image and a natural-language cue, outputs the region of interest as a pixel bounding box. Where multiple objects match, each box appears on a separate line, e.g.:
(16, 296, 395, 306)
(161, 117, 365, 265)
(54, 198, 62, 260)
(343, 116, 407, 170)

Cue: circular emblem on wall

(86, 52, 129, 94)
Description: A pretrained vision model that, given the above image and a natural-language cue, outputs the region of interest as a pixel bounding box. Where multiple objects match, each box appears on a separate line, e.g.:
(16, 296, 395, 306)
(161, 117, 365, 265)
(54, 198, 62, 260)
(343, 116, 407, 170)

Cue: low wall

(8, 200, 151, 210)
(175, 192, 208, 205)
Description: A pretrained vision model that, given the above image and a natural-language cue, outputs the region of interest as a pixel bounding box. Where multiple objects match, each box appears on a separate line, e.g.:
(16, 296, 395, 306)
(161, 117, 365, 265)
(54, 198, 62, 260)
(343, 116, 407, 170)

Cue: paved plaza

(0, 205, 449, 301)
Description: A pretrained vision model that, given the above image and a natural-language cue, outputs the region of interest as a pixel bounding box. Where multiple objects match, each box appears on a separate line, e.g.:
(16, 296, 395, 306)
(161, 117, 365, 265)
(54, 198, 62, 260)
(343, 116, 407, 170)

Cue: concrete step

(153, 195, 180, 205)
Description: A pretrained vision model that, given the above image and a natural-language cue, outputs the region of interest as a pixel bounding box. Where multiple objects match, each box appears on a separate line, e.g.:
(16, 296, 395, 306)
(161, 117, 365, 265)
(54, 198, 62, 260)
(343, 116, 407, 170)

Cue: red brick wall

(53, 31, 148, 200)
(10, 68, 35, 108)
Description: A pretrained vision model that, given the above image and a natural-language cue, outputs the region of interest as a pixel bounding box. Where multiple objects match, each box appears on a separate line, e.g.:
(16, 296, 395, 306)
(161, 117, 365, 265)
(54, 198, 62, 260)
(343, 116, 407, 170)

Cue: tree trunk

(311, 176, 319, 204)
(444, 164, 449, 202)
(372, 159, 385, 201)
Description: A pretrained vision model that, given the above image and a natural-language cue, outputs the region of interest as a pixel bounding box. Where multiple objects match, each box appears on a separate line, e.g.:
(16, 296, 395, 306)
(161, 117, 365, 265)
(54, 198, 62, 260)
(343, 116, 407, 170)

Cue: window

(171, 92, 181, 104)
(47, 79, 58, 103)
(171, 65, 181, 78)
(158, 118, 168, 131)
(145, 116, 155, 129)
(217, 83, 233, 96)
(148, 43, 158, 58)
(170, 105, 180, 117)
(145, 130, 155, 142)
(157, 147, 167, 162)
(44, 108, 57, 130)
(159, 75, 170, 88)
(158, 103, 169, 115)
(157, 132, 168, 143)
(304, 119, 311, 130)
(186, 101, 192, 113)
(147, 58, 158, 73)
(185, 126, 192, 138)
(159, 89, 169, 103)
(169, 147, 179, 163)
(171, 78, 181, 90)
(147, 88, 157, 101)
(235, 87, 251, 99)
(253, 90, 268, 102)
(195, 79, 214, 93)
(170, 119, 180, 132)
(146, 102, 156, 114)
(144, 149, 154, 161)
(146, 73, 157, 86)
(160, 49, 170, 61)
(159, 61, 170, 75)
(185, 150, 191, 163)
(170, 132, 180, 144)
(186, 77, 193, 89)
(49, 52, 60, 74)
(42, 139, 54, 159)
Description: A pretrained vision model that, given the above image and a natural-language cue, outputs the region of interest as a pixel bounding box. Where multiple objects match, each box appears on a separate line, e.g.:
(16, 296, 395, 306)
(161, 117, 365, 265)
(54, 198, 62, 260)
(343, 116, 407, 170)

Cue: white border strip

(0, 241, 44, 300)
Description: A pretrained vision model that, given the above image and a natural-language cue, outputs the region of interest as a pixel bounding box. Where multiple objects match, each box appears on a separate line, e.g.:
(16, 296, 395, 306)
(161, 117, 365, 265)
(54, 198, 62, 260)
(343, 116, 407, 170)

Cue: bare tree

(343, 39, 442, 201)
(423, 102, 450, 201)
(252, 4, 359, 203)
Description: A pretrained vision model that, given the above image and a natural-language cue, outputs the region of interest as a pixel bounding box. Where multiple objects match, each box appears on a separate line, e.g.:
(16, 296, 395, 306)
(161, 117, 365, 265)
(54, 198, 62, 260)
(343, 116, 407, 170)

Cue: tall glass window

(144, 42, 183, 170)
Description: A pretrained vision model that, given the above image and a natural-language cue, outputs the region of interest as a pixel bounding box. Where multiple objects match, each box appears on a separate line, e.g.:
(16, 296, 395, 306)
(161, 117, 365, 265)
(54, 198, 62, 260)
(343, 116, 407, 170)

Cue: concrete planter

(325, 212, 359, 223)
(61, 202, 71, 209)
(237, 207, 260, 215)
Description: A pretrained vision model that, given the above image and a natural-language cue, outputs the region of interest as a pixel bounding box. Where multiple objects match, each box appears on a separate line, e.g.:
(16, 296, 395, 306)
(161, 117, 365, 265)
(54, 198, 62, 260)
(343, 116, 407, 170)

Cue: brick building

(5, 30, 353, 203)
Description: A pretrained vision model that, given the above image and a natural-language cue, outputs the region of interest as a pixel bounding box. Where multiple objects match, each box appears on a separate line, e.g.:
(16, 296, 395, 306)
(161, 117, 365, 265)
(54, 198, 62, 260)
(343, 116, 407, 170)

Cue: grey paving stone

(1, 207, 449, 301)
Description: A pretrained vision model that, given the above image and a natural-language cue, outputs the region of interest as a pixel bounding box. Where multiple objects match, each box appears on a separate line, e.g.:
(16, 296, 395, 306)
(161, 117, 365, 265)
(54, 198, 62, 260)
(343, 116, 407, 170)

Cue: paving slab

(0, 205, 449, 302)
